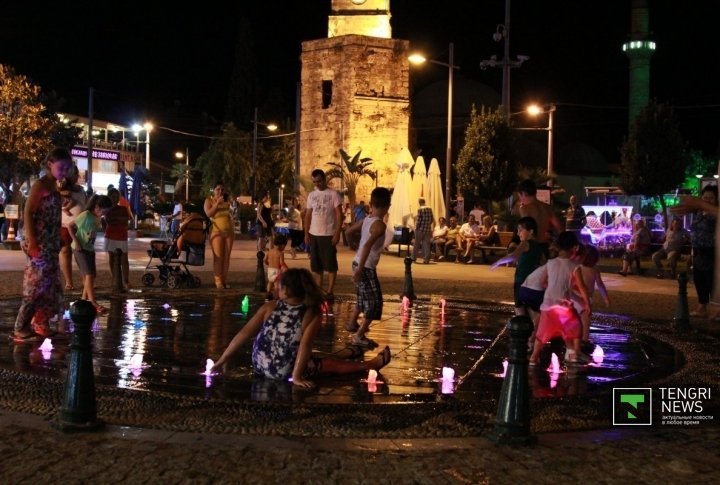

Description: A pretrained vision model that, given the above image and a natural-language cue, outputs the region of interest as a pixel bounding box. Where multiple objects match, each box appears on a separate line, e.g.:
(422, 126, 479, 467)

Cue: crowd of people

(9, 149, 719, 385)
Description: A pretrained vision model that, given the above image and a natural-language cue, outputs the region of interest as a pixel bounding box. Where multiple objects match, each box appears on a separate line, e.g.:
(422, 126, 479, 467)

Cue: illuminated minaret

(623, 0, 656, 127)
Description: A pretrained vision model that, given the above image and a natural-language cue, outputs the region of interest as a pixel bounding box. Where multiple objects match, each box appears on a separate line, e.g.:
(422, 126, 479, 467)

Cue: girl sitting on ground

(211, 268, 391, 389)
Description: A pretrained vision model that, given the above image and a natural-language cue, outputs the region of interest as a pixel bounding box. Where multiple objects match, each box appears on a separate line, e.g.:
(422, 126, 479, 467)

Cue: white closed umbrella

(427, 157, 446, 221)
(388, 148, 415, 230)
(412, 155, 428, 202)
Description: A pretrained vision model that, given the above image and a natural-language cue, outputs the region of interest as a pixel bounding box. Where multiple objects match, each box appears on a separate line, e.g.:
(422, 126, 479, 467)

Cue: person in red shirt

(104, 188, 133, 288)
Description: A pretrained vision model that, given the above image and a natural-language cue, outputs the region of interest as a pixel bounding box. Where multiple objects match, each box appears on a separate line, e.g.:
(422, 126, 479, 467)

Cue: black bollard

(401, 255, 416, 301)
(673, 272, 690, 331)
(254, 250, 267, 292)
(52, 300, 104, 432)
(488, 315, 536, 446)
(112, 248, 125, 292)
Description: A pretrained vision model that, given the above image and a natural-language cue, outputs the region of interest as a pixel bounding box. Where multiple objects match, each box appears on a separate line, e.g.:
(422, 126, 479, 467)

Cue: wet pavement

(1, 239, 719, 482)
(0, 289, 683, 436)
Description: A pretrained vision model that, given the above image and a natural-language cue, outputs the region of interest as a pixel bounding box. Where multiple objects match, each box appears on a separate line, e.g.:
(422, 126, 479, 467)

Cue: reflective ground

(0, 292, 680, 404)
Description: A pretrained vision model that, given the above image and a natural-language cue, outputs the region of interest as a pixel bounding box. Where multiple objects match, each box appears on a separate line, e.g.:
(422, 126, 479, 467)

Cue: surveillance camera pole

(479, 0, 528, 118)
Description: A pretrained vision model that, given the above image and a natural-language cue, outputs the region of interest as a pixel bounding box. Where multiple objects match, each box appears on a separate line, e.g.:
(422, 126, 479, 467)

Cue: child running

(211, 268, 391, 389)
(264, 233, 288, 300)
(344, 187, 392, 348)
(528, 231, 590, 366)
(491, 216, 545, 316)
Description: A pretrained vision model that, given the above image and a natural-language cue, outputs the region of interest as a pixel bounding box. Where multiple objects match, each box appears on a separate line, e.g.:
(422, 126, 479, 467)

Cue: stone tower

(299, 0, 410, 203)
(623, 0, 656, 127)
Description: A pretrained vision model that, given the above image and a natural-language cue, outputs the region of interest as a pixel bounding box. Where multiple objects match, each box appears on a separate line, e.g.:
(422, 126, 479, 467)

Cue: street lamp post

(132, 122, 153, 170)
(409, 42, 459, 219)
(251, 107, 278, 203)
(175, 148, 190, 201)
(525, 104, 556, 184)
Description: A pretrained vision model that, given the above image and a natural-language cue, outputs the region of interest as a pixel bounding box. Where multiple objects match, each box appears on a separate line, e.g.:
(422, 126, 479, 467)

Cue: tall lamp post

(132, 122, 153, 170)
(251, 107, 278, 202)
(175, 148, 190, 201)
(409, 42, 459, 219)
(525, 104, 556, 185)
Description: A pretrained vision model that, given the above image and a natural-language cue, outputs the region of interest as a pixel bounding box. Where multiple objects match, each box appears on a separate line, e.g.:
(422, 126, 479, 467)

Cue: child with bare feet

(344, 187, 392, 348)
(575, 245, 610, 348)
(264, 233, 288, 300)
(528, 231, 591, 366)
(211, 268, 391, 389)
(69, 194, 112, 313)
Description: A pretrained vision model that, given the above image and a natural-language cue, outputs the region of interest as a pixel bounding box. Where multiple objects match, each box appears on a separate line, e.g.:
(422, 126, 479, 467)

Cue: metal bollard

(488, 315, 536, 446)
(112, 248, 125, 292)
(255, 250, 267, 292)
(673, 272, 690, 331)
(52, 300, 104, 432)
(401, 255, 416, 301)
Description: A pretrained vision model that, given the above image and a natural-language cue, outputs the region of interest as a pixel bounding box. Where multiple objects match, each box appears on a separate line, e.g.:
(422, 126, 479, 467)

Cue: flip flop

(377, 346, 391, 370)
(94, 305, 108, 314)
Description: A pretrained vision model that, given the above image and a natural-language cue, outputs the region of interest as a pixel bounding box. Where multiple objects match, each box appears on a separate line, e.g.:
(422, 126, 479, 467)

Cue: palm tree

(170, 163, 197, 200)
(326, 149, 376, 205)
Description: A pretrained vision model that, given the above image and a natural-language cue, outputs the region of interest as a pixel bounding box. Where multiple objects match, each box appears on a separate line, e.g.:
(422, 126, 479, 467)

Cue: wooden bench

(474, 231, 515, 263)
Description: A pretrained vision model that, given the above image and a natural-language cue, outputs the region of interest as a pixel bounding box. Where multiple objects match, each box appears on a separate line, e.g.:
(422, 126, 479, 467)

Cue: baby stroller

(141, 213, 208, 288)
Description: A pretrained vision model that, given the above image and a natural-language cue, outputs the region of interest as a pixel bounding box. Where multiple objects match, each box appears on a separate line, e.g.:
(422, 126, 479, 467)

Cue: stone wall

(299, 35, 410, 201)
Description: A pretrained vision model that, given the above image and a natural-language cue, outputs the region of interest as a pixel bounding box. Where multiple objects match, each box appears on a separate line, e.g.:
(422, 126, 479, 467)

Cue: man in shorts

(304, 169, 343, 298)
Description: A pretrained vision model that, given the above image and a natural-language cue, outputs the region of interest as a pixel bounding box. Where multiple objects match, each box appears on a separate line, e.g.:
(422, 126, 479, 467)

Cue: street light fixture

(409, 42, 459, 219)
(132, 122, 153, 170)
(251, 107, 278, 203)
(175, 148, 190, 201)
(525, 103, 556, 185)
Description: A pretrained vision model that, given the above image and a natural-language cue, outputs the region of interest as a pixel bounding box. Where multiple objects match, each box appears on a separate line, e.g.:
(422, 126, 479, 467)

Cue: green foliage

(195, 123, 252, 197)
(620, 101, 687, 196)
(326, 149, 376, 205)
(681, 149, 716, 195)
(259, 131, 295, 198)
(0, 64, 62, 201)
(620, 101, 687, 228)
(455, 105, 519, 204)
(169, 162, 199, 198)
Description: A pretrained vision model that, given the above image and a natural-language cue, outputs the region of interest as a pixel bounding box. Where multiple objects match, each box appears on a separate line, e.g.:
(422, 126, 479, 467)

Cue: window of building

(322, 80, 333, 109)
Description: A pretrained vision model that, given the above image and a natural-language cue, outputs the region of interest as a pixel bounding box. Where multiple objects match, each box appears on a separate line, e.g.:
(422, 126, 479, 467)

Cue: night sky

(3, 1, 718, 163)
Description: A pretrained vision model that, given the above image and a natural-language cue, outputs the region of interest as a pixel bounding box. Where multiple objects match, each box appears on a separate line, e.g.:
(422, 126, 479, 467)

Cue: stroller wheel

(167, 274, 180, 289)
(191, 276, 202, 288)
(141, 273, 155, 286)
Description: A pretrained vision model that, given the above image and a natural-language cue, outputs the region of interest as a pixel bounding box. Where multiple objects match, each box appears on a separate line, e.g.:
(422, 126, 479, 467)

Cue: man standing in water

(304, 169, 343, 299)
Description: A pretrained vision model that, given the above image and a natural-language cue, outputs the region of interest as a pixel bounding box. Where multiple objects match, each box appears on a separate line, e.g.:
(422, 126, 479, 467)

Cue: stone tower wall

(299, 35, 410, 202)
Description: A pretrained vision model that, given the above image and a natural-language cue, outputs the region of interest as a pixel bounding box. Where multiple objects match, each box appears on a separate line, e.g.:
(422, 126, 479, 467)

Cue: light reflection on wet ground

(0, 293, 680, 403)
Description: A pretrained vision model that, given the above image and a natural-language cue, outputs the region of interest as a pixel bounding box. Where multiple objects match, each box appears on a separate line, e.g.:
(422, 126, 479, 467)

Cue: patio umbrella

(412, 155, 428, 201)
(427, 158, 446, 221)
(130, 166, 147, 218)
(118, 168, 128, 199)
(388, 148, 415, 230)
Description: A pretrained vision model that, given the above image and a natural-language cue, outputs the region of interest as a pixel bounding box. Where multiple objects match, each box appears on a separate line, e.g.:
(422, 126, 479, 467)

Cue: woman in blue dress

(212, 268, 390, 388)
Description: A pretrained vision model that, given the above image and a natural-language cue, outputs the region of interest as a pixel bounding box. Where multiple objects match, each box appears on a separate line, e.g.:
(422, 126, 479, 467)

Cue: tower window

(322, 80, 333, 109)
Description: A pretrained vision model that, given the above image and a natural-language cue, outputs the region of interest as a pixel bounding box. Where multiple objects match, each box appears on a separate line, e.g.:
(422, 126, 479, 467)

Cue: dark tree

(456, 105, 519, 206)
(620, 101, 687, 226)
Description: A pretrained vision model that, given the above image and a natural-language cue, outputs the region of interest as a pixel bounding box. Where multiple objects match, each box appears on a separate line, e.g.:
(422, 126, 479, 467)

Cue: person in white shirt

(304, 169, 343, 298)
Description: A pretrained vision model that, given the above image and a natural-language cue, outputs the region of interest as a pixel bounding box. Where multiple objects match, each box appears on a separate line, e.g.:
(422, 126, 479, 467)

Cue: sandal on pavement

(64, 284, 74, 291)
(352, 335, 378, 348)
(376, 346, 391, 370)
